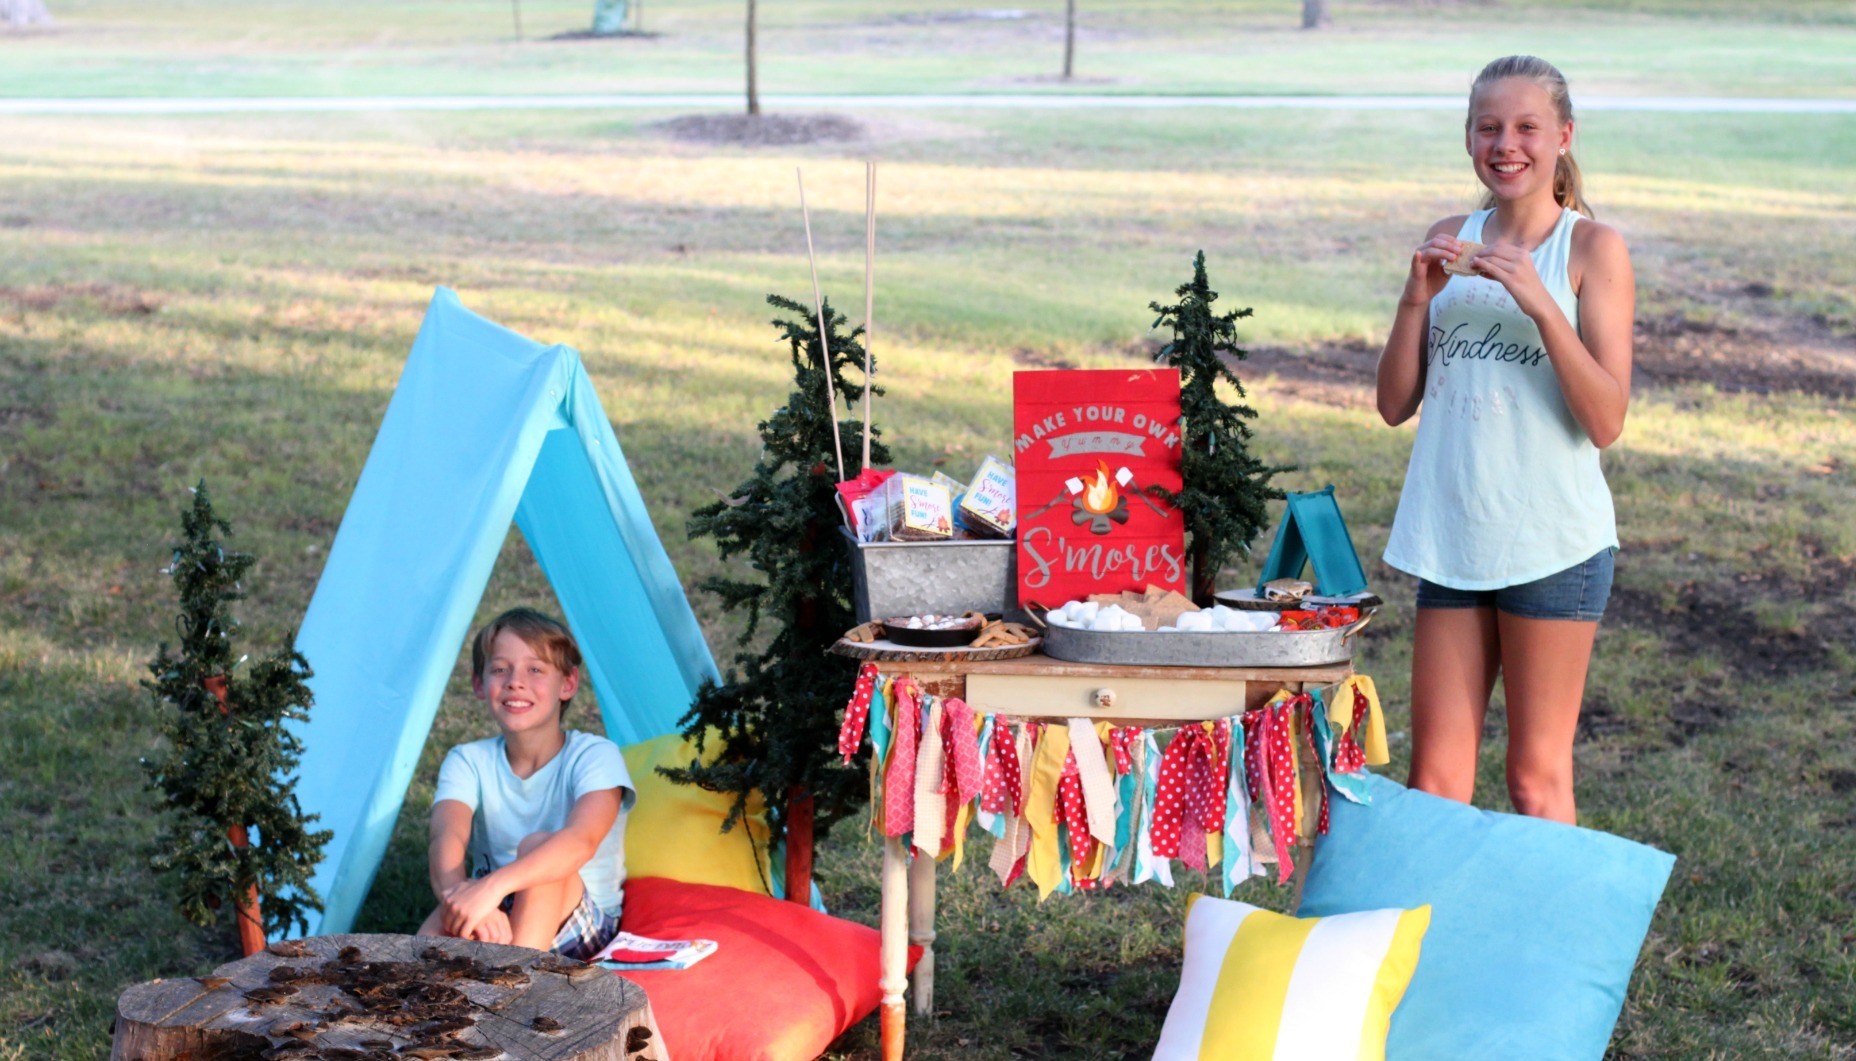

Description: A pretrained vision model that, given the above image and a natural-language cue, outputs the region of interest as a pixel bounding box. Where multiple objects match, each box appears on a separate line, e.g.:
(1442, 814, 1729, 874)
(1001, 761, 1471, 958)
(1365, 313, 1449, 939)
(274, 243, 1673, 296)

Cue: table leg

(880, 836, 910, 1061)
(908, 846, 938, 1018)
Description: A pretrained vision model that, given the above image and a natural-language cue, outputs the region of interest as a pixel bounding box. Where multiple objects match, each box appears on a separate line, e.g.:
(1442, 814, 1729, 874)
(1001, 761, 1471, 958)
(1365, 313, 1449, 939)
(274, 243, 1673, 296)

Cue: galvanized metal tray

(841, 527, 1015, 623)
(1036, 610, 1374, 668)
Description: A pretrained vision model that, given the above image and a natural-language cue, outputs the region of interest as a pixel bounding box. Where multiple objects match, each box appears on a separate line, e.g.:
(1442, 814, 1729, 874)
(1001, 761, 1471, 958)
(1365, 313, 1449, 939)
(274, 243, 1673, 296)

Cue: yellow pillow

(621, 730, 775, 897)
(1153, 895, 1430, 1061)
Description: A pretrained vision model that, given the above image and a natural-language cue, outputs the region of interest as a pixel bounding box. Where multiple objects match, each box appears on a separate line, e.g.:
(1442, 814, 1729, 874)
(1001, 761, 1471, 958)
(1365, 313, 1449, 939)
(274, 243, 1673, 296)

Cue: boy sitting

(418, 607, 632, 960)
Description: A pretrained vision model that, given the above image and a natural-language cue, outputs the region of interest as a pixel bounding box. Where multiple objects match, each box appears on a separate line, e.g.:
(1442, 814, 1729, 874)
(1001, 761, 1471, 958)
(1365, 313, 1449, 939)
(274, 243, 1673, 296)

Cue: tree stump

(111, 933, 662, 1061)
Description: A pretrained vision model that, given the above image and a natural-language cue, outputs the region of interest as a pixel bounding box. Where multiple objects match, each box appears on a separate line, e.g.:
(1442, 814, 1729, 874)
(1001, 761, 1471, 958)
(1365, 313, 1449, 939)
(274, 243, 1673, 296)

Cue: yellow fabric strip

(946, 800, 975, 869)
(1358, 905, 1432, 1061)
(1353, 675, 1391, 766)
(1325, 679, 1352, 733)
(1078, 839, 1106, 883)
(1287, 709, 1307, 840)
(1025, 723, 1071, 901)
(1200, 907, 1317, 1060)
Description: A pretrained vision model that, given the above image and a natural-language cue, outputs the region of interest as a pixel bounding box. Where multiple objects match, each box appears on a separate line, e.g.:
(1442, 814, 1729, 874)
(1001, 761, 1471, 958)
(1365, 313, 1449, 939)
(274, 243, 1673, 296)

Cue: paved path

(3, 93, 1853, 115)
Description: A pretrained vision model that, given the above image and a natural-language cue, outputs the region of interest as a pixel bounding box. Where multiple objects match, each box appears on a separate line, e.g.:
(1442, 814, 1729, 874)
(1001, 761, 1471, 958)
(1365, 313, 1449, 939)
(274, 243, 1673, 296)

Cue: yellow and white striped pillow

(1154, 895, 1431, 1061)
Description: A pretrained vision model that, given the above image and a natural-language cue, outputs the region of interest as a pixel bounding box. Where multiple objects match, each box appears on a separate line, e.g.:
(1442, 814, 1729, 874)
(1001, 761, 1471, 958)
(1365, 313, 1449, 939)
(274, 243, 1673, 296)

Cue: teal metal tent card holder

(1255, 485, 1369, 597)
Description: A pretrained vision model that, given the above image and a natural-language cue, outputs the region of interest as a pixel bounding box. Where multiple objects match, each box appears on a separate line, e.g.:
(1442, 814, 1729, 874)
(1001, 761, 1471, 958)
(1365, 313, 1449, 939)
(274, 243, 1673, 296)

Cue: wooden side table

(870, 656, 1353, 1060)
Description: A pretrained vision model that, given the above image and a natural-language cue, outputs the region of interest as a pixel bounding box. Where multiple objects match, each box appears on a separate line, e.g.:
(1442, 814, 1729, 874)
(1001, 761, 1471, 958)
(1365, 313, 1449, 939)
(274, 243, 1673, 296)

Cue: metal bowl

(881, 616, 983, 648)
(1036, 610, 1375, 668)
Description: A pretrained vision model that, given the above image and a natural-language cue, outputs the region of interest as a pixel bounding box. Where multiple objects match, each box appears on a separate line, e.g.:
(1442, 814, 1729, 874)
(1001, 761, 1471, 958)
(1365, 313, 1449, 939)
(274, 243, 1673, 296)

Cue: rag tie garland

(839, 673, 1379, 895)
(839, 662, 880, 763)
(880, 678, 921, 837)
(1149, 720, 1230, 872)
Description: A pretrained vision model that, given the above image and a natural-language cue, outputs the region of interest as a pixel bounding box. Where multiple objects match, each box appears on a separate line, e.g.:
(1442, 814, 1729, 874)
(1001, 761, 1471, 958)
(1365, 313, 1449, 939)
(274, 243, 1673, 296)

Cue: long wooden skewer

(861, 160, 876, 473)
(797, 167, 847, 481)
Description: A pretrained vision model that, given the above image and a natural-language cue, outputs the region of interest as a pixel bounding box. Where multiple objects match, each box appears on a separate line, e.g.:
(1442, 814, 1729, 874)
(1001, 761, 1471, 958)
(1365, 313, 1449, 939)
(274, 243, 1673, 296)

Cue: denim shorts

(1415, 549, 1614, 622)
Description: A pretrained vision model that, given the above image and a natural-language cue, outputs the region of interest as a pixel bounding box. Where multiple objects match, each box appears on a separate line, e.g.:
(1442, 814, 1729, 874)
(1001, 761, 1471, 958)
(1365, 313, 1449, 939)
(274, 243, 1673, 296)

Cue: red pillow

(615, 877, 918, 1061)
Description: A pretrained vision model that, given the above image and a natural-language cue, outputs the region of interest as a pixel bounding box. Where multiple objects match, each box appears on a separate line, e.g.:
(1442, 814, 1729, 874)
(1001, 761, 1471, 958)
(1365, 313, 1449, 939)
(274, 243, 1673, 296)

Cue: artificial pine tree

(144, 483, 330, 947)
(1149, 251, 1288, 605)
(673, 294, 887, 877)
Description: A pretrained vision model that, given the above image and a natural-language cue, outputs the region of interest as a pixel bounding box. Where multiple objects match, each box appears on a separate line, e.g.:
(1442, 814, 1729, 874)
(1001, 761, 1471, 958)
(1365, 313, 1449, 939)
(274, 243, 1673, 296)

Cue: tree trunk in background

(591, 0, 628, 35)
(745, 0, 760, 116)
(1301, 0, 1330, 29)
(1062, 0, 1077, 79)
(510, 0, 524, 40)
(2, 0, 53, 25)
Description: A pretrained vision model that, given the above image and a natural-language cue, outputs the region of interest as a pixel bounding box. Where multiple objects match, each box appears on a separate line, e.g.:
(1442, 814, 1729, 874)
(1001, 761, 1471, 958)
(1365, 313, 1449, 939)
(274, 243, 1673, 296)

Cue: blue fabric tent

(290, 288, 720, 937)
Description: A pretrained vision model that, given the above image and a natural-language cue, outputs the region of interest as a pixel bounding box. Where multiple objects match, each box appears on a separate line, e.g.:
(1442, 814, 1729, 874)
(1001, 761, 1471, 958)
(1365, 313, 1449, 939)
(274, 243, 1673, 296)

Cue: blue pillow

(1300, 774, 1675, 1061)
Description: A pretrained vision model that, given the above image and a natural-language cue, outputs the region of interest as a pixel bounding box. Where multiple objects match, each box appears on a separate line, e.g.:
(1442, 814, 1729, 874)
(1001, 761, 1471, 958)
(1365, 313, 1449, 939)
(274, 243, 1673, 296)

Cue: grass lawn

(3, 0, 1855, 99)
(3, 4, 1856, 1059)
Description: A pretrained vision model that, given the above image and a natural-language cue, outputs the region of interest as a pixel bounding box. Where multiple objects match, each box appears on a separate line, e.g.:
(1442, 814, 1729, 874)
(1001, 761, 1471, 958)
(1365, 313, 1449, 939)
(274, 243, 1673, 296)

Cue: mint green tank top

(1382, 208, 1618, 591)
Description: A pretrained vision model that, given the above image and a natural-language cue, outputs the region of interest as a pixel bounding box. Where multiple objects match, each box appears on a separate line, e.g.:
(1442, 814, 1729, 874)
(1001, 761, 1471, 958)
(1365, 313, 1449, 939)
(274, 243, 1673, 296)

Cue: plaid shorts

(495, 887, 620, 961)
(551, 890, 620, 961)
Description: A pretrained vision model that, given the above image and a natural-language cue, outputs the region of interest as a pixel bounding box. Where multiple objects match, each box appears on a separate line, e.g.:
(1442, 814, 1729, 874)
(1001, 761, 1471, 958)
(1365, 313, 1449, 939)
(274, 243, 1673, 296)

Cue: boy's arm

(429, 799, 474, 901)
(441, 788, 622, 938)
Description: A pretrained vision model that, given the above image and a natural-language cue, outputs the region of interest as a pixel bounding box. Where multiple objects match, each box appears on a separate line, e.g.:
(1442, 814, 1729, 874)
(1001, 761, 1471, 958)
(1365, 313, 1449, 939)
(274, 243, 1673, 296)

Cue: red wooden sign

(1013, 368, 1186, 607)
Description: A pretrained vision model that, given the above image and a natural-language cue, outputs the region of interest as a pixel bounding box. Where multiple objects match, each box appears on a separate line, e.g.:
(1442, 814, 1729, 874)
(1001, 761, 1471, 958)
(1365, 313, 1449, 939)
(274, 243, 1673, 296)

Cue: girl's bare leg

(416, 907, 446, 936)
(1407, 606, 1501, 804)
(1497, 613, 1597, 824)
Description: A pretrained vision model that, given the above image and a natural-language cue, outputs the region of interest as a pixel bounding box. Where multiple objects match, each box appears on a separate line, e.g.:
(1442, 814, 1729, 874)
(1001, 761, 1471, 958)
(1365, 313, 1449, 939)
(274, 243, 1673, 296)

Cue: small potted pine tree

(1148, 252, 1287, 605)
(144, 483, 330, 952)
(674, 295, 886, 899)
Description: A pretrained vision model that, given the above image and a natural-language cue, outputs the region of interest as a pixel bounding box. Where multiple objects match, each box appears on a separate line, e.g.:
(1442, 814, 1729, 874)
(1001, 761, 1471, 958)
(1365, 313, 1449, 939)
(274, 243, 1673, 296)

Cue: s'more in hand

(1442, 240, 1485, 277)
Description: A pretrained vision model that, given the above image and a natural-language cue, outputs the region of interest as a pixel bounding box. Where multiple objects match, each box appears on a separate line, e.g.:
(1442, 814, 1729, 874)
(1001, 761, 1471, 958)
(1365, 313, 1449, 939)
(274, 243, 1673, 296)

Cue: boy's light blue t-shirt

(434, 729, 635, 917)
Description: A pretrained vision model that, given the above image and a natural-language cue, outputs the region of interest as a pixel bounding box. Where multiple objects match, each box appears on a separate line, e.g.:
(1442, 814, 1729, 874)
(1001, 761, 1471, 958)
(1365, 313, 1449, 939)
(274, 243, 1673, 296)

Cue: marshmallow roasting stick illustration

(1064, 465, 1172, 517)
(1026, 465, 1128, 521)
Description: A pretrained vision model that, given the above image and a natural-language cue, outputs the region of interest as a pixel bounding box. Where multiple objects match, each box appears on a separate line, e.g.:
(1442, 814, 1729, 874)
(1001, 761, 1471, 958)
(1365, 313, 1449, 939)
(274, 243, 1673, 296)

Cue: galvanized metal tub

(842, 527, 1016, 623)
(1037, 611, 1373, 668)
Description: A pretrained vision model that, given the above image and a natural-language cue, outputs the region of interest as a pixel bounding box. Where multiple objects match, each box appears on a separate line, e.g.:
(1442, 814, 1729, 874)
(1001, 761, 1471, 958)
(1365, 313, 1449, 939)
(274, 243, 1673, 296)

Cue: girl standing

(1377, 55, 1635, 824)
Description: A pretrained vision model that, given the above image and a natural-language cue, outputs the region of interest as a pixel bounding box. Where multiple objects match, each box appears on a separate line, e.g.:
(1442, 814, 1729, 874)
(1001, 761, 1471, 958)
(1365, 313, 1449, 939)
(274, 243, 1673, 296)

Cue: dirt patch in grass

(1611, 543, 1856, 686)
(996, 73, 1122, 86)
(546, 29, 664, 41)
(1633, 307, 1856, 400)
(654, 113, 866, 147)
(1243, 340, 1378, 408)
(0, 283, 161, 317)
(1238, 301, 1856, 408)
(1577, 691, 1636, 743)
(1012, 346, 1079, 371)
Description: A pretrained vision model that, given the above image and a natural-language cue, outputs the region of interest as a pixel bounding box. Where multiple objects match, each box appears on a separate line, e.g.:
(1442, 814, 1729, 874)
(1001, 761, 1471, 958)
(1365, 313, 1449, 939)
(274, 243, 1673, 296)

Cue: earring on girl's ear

(1559, 148, 1567, 156)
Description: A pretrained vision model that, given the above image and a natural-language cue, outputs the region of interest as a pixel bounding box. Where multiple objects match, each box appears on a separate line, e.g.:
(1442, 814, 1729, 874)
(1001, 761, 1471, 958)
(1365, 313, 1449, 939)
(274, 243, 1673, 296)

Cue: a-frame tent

(290, 288, 719, 937)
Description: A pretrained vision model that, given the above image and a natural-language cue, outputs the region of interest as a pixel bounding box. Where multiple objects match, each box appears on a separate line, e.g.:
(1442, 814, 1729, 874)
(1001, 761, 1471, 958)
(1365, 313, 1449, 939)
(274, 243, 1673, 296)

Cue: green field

(4, 3, 1856, 1059)
(4, 0, 1856, 98)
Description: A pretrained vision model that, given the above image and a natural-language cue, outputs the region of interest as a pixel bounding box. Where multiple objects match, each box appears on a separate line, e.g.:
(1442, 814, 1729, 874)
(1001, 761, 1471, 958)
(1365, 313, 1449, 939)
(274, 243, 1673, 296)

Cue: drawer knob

(1093, 687, 1117, 710)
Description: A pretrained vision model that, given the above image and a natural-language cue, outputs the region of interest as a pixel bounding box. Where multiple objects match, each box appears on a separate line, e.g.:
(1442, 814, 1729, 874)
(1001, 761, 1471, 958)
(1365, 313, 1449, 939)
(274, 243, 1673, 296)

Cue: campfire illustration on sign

(1026, 460, 1172, 536)
(1071, 460, 1130, 534)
